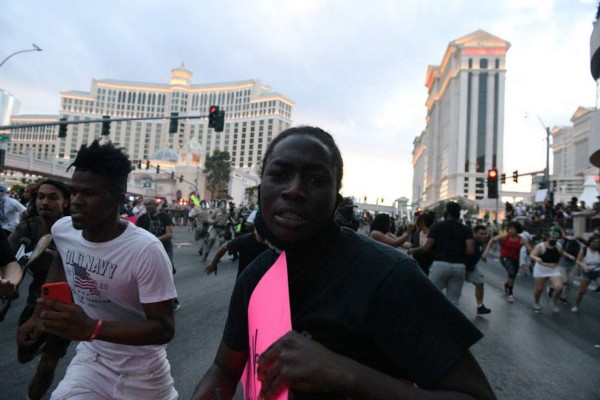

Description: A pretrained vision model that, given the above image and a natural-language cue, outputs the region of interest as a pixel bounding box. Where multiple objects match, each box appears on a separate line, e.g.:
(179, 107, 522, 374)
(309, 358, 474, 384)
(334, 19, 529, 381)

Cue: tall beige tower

(413, 30, 510, 209)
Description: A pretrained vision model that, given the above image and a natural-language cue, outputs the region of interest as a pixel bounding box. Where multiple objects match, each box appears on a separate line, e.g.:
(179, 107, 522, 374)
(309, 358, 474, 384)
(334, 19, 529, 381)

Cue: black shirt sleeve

(0, 229, 16, 266)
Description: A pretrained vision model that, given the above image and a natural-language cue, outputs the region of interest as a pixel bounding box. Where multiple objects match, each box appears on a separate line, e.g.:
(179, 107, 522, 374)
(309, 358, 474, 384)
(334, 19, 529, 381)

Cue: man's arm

(257, 331, 496, 400)
(407, 237, 435, 256)
(191, 341, 248, 400)
(205, 242, 229, 275)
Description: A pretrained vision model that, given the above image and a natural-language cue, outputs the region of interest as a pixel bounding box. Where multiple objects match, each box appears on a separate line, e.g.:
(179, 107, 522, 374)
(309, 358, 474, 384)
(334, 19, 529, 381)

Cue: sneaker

(533, 303, 542, 312)
(547, 286, 554, 298)
(571, 306, 579, 313)
(559, 298, 569, 305)
(477, 305, 491, 315)
(174, 300, 181, 311)
(508, 295, 514, 303)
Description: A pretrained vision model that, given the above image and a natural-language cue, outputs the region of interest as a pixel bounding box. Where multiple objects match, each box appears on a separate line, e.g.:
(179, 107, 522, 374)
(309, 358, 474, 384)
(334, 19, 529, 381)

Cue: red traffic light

(209, 106, 217, 113)
(488, 168, 498, 179)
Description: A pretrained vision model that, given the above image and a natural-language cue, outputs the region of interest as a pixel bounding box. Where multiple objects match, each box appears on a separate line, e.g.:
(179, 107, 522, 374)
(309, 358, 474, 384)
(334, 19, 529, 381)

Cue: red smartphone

(41, 282, 73, 309)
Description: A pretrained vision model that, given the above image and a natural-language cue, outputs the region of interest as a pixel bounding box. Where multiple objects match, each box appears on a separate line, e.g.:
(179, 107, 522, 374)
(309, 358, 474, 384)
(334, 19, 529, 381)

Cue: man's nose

(282, 175, 306, 198)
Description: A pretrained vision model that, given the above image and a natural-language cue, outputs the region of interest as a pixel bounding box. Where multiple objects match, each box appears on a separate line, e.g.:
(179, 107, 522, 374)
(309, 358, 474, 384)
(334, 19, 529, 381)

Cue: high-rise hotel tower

(412, 30, 510, 208)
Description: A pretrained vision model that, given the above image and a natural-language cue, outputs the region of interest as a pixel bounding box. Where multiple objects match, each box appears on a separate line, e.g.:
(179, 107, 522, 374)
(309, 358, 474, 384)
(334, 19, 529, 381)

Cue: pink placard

(242, 251, 291, 400)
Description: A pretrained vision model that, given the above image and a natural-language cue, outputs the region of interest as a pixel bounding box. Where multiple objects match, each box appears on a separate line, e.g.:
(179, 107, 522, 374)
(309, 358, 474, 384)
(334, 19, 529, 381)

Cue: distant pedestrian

(334, 197, 359, 231)
(407, 212, 435, 275)
(369, 213, 414, 249)
(572, 235, 600, 312)
(530, 229, 576, 313)
(0, 184, 27, 235)
(137, 197, 179, 311)
(408, 202, 474, 306)
(466, 225, 491, 315)
(483, 221, 531, 304)
(553, 229, 581, 305)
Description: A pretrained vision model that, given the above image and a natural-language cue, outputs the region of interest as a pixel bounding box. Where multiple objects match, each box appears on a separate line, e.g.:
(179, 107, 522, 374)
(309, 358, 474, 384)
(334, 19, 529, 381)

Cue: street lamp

(0, 44, 42, 69)
(536, 115, 551, 191)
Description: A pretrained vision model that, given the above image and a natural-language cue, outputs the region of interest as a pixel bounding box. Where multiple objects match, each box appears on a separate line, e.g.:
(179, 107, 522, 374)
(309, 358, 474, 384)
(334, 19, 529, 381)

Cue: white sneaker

(571, 306, 579, 313)
(552, 305, 560, 313)
(533, 303, 542, 312)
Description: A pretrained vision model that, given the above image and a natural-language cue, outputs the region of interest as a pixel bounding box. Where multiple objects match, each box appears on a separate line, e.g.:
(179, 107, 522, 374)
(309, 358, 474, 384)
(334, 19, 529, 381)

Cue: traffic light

(487, 168, 498, 199)
(137, 160, 142, 169)
(169, 112, 179, 134)
(500, 173, 506, 184)
(58, 117, 67, 138)
(179, 175, 183, 183)
(101, 115, 110, 136)
(208, 105, 219, 128)
(171, 171, 175, 179)
(156, 165, 160, 174)
(214, 109, 225, 132)
(145, 160, 150, 170)
(0, 149, 5, 172)
(512, 170, 519, 183)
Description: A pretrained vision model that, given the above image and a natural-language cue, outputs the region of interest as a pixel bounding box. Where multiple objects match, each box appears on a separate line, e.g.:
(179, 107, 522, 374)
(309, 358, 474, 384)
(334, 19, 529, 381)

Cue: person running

(482, 221, 531, 304)
(466, 225, 491, 315)
(0, 184, 27, 236)
(406, 212, 435, 275)
(530, 229, 576, 313)
(552, 228, 581, 305)
(0, 229, 20, 299)
(571, 235, 600, 313)
(408, 202, 474, 307)
(191, 126, 496, 399)
(204, 231, 268, 277)
(368, 213, 414, 249)
(17, 140, 178, 399)
(137, 197, 180, 311)
(8, 179, 71, 400)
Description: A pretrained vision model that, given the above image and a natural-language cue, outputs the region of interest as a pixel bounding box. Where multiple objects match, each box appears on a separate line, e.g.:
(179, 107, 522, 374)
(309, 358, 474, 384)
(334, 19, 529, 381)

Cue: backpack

(562, 239, 580, 258)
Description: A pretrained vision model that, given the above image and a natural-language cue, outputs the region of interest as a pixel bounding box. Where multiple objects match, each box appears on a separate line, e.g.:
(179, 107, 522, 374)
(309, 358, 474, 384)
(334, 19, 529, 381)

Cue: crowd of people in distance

(1, 125, 600, 399)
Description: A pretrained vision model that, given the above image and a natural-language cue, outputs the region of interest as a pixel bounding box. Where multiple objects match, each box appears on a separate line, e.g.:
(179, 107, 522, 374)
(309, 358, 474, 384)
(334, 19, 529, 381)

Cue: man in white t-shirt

(0, 184, 26, 235)
(17, 140, 178, 400)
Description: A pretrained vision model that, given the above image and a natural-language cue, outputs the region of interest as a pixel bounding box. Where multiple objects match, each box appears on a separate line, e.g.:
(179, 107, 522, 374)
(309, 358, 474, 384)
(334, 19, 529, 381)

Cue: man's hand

(36, 298, 97, 341)
(481, 253, 488, 262)
(17, 315, 43, 347)
(257, 331, 343, 399)
(205, 261, 218, 275)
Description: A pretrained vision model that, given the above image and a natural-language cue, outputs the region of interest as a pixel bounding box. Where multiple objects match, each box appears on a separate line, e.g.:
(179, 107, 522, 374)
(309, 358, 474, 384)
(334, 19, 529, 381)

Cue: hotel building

(412, 30, 510, 210)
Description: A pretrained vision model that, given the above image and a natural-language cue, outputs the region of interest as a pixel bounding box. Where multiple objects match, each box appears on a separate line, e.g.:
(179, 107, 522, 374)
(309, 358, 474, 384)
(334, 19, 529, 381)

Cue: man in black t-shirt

(191, 126, 496, 399)
(137, 197, 179, 310)
(409, 202, 474, 306)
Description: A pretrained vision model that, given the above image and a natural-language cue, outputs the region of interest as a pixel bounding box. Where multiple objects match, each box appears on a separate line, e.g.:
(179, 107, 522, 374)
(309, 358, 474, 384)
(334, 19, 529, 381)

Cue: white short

(533, 263, 561, 278)
(51, 349, 178, 400)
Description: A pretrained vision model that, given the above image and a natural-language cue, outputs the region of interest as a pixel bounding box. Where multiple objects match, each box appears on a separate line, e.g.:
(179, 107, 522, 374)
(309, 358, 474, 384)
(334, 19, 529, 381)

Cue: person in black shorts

(191, 126, 496, 399)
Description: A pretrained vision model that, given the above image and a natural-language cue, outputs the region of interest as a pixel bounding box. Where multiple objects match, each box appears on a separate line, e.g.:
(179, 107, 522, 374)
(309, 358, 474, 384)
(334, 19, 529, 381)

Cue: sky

(0, 0, 598, 205)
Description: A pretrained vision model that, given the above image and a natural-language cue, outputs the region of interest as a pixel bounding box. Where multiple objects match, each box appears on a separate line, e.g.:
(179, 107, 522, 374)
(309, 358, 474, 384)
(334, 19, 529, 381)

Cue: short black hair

(370, 213, 391, 234)
(473, 224, 487, 233)
(68, 140, 132, 193)
(507, 220, 523, 233)
(260, 126, 343, 191)
(36, 179, 71, 200)
(445, 202, 461, 218)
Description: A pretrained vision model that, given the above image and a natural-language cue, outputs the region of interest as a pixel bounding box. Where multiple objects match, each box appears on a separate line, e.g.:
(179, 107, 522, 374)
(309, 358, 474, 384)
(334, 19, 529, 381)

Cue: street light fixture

(525, 113, 552, 191)
(0, 44, 42, 69)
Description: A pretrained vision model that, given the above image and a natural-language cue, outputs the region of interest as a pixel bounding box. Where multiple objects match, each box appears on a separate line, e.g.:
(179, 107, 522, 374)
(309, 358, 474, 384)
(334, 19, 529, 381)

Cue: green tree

(204, 149, 231, 200)
(244, 185, 259, 205)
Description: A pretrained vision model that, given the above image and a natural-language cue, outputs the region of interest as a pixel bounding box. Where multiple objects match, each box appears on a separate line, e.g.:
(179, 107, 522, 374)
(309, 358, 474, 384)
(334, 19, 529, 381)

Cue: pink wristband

(87, 319, 103, 342)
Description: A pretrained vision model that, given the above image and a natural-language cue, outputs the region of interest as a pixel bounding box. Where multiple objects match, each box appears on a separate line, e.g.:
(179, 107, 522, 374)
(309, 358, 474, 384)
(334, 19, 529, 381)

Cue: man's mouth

(278, 211, 304, 221)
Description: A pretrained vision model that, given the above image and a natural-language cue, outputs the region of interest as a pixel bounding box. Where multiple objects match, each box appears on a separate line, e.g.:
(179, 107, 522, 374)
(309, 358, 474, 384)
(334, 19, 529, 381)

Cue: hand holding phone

(41, 282, 72, 310)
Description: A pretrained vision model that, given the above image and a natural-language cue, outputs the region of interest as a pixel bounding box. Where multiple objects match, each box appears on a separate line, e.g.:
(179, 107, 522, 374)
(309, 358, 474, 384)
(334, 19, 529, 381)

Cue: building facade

(551, 106, 598, 204)
(6, 67, 294, 202)
(412, 30, 510, 210)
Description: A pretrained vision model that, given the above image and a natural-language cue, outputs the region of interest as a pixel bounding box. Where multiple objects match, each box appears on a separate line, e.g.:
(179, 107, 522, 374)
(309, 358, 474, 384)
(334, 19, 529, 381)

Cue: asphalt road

(1, 226, 599, 399)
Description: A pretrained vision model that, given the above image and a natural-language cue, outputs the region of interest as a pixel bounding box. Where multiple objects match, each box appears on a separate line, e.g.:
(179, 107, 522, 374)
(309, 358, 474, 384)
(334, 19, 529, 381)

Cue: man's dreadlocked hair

(67, 140, 132, 193)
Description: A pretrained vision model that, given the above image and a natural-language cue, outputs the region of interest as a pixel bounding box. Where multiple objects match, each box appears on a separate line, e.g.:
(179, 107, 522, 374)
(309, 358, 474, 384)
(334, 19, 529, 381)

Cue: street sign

(0, 134, 10, 143)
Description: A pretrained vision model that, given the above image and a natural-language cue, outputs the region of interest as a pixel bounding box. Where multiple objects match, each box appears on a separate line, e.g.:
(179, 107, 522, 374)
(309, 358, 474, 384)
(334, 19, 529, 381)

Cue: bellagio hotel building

(8, 66, 294, 172)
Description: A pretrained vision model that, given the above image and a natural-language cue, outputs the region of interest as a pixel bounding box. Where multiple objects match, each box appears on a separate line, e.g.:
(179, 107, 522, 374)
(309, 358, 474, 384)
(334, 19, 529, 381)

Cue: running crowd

(0, 127, 597, 399)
